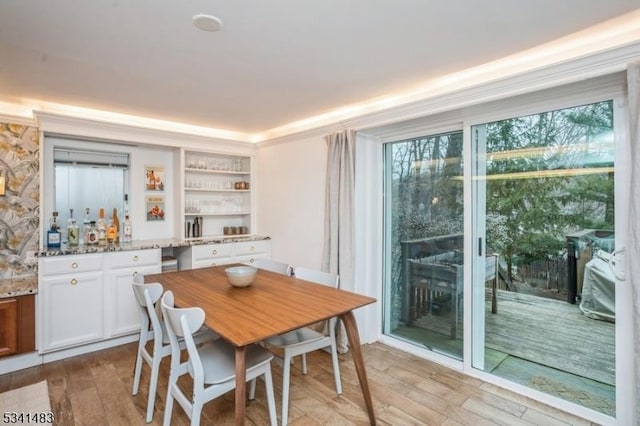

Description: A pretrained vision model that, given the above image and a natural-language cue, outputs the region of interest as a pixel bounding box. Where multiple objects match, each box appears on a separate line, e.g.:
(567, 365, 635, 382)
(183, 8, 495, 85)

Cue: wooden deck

(394, 289, 615, 416)
(484, 290, 614, 385)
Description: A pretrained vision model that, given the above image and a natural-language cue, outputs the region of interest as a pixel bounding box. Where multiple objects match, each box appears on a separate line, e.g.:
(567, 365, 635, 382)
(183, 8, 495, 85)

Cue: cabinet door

(104, 264, 161, 337)
(40, 272, 103, 353)
(0, 298, 17, 357)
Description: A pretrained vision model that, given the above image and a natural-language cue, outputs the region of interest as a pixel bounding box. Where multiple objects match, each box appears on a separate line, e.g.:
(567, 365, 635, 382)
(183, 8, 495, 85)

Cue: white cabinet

(38, 249, 161, 354)
(104, 249, 161, 337)
(176, 239, 270, 270)
(181, 149, 255, 240)
(39, 254, 104, 352)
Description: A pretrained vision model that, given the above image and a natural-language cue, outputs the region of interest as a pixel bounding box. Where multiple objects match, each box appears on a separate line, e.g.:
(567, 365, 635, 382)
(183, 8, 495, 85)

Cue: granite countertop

(36, 235, 271, 257)
(0, 236, 270, 299)
(0, 275, 38, 298)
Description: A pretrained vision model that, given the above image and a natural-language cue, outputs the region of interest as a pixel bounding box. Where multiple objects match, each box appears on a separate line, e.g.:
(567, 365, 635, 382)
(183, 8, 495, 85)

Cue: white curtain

(322, 129, 356, 353)
(627, 61, 640, 423)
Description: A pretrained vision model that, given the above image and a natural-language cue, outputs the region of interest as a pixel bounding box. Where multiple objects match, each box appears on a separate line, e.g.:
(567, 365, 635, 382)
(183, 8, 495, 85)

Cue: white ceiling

(1, 1, 639, 139)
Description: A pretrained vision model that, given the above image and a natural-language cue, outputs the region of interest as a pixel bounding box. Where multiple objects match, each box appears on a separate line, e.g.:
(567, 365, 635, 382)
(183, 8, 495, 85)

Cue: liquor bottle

(111, 208, 120, 244)
(46, 211, 61, 248)
(106, 216, 117, 244)
(97, 208, 107, 246)
(87, 221, 98, 245)
(67, 208, 79, 247)
(82, 208, 91, 244)
(122, 213, 132, 243)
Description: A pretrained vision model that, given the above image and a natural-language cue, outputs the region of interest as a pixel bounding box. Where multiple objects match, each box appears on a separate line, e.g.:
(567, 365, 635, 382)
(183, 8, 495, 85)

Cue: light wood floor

(0, 341, 599, 425)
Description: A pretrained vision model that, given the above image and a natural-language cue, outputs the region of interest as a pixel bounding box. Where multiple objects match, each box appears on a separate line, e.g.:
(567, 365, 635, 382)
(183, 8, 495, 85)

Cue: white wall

(129, 144, 176, 240)
(256, 135, 327, 270)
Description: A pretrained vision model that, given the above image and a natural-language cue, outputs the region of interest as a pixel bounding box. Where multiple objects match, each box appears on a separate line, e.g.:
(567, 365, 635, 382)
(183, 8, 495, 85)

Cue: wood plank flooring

(0, 341, 598, 425)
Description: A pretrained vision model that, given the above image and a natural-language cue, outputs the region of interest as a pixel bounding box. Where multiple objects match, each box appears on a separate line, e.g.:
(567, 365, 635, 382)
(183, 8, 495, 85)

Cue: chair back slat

(252, 258, 292, 276)
(294, 267, 339, 288)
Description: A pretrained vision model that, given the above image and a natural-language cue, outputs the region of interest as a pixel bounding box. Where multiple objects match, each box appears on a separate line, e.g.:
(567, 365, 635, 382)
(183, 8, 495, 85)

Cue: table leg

(235, 346, 247, 426)
(339, 311, 376, 425)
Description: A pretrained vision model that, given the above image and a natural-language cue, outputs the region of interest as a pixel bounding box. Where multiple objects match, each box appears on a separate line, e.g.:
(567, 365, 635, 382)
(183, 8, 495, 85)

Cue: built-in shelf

(181, 149, 254, 239)
(185, 188, 250, 192)
(184, 212, 251, 217)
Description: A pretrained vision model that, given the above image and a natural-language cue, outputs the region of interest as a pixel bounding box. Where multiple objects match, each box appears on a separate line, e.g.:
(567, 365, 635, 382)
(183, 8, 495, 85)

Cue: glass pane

(471, 100, 615, 416)
(54, 164, 127, 241)
(383, 131, 464, 359)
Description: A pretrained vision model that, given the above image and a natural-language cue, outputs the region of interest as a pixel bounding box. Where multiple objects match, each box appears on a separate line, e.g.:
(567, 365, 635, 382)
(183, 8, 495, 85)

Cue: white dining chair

(131, 277, 216, 423)
(264, 266, 342, 425)
(160, 291, 278, 426)
(249, 257, 293, 276)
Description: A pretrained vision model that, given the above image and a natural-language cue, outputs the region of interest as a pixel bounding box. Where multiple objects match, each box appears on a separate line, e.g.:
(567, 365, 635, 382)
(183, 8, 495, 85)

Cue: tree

(484, 101, 614, 282)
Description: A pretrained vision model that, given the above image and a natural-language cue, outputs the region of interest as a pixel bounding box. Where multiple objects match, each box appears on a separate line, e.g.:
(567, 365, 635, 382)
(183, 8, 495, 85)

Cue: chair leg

(249, 378, 257, 400)
(132, 338, 145, 395)
(263, 367, 277, 426)
(281, 352, 293, 426)
(330, 341, 343, 395)
(190, 401, 203, 426)
(145, 356, 161, 422)
(162, 386, 174, 426)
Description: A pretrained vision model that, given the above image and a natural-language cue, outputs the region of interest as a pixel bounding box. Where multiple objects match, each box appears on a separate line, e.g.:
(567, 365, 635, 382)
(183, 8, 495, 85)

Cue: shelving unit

(180, 149, 255, 240)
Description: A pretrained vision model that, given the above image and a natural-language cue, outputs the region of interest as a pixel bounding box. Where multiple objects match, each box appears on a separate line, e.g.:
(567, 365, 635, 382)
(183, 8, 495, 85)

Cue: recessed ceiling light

(193, 14, 222, 32)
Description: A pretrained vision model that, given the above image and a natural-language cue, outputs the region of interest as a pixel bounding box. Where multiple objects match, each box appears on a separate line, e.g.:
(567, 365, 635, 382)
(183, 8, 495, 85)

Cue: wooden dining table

(144, 264, 377, 425)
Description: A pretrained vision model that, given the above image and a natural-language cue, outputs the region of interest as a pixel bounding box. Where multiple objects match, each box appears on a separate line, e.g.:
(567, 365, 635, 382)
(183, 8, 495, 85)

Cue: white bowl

(225, 266, 257, 287)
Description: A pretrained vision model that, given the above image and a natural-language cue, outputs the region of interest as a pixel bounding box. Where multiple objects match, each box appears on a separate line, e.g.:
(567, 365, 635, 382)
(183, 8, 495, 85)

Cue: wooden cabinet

(39, 249, 161, 353)
(104, 249, 161, 337)
(180, 149, 255, 240)
(176, 239, 270, 270)
(0, 295, 35, 357)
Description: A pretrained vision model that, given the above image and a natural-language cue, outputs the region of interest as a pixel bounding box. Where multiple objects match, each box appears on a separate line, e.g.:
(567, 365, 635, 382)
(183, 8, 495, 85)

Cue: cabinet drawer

(234, 240, 270, 257)
(105, 249, 161, 269)
(192, 257, 234, 269)
(40, 254, 103, 276)
(192, 244, 233, 261)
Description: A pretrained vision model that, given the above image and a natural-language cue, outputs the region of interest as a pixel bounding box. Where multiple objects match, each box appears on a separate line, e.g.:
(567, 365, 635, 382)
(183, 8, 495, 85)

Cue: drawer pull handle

(211, 262, 217, 267)
(133, 256, 139, 261)
(212, 250, 217, 255)
(133, 271, 139, 277)
(71, 262, 78, 269)
(70, 278, 78, 285)
(250, 246, 255, 252)
(249, 258, 255, 263)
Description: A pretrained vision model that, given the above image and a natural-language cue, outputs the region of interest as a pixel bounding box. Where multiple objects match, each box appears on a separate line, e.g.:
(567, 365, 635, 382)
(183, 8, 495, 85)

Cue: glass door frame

(462, 88, 633, 425)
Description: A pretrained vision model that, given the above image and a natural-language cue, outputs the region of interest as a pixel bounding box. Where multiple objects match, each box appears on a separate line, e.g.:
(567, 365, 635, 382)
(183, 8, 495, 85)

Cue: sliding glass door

(383, 131, 464, 359)
(470, 100, 618, 416)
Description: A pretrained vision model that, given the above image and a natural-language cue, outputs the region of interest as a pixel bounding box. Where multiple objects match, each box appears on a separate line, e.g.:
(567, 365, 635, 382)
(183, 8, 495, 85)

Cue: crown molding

(36, 112, 257, 153)
(258, 41, 640, 147)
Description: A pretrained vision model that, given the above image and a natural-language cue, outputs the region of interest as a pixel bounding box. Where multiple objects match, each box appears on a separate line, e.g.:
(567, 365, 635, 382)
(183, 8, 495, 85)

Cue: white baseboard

(41, 334, 139, 364)
(0, 334, 139, 375)
(0, 352, 42, 375)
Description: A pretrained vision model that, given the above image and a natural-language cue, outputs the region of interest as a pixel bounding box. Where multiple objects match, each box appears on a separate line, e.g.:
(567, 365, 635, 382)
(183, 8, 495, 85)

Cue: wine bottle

(46, 211, 61, 249)
(106, 217, 117, 244)
(123, 214, 132, 243)
(82, 208, 91, 245)
(97, 208, 107, 246)
(87, 221, 98, 245)
(111, 208, 120, 244)
(67, 208, 79, 247)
